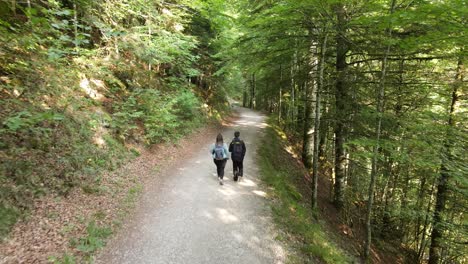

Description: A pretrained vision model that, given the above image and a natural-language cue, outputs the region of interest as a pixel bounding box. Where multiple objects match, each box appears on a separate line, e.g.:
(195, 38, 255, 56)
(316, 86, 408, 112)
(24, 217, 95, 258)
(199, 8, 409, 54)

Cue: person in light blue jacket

(210, 133, 229, 185)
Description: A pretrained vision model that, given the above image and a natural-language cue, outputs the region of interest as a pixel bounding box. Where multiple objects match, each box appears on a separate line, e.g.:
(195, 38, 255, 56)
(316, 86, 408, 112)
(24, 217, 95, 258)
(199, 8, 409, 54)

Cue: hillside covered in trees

(1, 0, 467, 263)
(1, 0, 229, 236)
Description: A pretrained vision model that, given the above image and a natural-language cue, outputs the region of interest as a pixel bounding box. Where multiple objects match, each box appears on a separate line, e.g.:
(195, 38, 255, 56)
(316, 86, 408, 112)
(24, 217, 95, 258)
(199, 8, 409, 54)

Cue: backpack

(231, 140, 244, 161)
(214, 144, 224, 160)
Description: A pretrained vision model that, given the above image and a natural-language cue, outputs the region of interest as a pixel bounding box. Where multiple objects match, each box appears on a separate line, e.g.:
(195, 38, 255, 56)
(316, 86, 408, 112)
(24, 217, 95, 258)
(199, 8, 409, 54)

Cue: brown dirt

(0, 119, 226, 264)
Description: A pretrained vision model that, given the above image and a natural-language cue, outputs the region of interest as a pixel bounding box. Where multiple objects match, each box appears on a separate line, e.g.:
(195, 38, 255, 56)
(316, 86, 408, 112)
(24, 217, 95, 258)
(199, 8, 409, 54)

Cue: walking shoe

(219, 178, 223, 185)
(233, 171, 239, 182)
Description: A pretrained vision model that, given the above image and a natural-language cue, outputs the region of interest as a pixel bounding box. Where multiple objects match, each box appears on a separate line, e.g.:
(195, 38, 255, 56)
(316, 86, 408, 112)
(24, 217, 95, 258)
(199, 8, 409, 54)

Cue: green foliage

(228, 0, 467, 262)
(173, 90, 203, 120)
(124, 185, 143, 206)
(0, 206, 20, 239)
(259, 121, 352, 264)
(72, 221, 112, 254)
(48, 253, 76, 264)
(112, 88, 205, 144)
(0, 0, 229, 240)
(1, 110, 64, 156)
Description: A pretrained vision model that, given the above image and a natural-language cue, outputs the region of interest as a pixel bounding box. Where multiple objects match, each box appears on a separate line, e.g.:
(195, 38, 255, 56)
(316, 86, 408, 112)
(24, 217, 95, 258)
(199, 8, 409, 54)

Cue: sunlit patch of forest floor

(0, 122, 221, 263)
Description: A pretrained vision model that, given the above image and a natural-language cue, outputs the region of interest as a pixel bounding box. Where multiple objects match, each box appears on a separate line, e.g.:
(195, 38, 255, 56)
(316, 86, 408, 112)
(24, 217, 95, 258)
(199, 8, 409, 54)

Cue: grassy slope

(258, 118, 354, 264)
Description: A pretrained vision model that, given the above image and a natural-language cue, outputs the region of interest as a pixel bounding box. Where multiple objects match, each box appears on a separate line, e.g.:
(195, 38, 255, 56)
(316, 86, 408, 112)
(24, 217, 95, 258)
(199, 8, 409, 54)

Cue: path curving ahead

(97, 107, 286, 264)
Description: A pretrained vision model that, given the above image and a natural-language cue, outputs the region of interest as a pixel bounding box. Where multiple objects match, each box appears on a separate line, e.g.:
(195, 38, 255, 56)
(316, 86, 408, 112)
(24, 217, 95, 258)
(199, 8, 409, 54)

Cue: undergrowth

(0, 48, 225, 241)
(73, 221, 112, 256)
(258, 119, 353, 264)
(0, 0, 229, 243)
(49, 220, 112, 264)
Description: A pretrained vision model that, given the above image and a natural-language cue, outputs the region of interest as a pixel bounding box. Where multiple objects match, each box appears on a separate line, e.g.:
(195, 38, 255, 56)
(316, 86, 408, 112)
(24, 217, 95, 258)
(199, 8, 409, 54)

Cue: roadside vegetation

(0, 0, 229, 240)
(259, 120, 353, 264)
(234, 1, 466, 263)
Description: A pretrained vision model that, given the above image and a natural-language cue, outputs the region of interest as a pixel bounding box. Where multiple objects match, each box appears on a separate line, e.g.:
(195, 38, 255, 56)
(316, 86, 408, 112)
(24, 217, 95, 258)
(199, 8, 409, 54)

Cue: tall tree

(428, 56, 464, 264)
(333, 2, 349, 209)
(364, 0, 396, 259)
(311, 31, 328, 210)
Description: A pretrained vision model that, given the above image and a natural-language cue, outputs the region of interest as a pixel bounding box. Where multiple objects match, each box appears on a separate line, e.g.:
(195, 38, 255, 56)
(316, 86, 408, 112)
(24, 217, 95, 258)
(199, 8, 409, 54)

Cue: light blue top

(210, 143, 229, 159)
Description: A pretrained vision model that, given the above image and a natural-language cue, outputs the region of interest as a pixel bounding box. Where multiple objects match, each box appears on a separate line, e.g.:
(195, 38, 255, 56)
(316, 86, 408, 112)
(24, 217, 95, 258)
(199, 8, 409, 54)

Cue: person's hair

(234, 131, 240, 138)
(216, 133, 223, 144)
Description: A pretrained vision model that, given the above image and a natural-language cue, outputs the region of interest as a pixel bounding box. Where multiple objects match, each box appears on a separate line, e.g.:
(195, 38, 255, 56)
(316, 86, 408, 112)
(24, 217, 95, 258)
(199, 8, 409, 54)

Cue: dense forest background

(0, 0, 466, 263)
(233, 1, 466, 263)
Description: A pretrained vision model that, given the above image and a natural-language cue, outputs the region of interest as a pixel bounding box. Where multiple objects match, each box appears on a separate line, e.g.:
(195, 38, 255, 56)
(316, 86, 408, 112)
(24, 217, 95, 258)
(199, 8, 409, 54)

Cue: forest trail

(97, 107, 286, 264)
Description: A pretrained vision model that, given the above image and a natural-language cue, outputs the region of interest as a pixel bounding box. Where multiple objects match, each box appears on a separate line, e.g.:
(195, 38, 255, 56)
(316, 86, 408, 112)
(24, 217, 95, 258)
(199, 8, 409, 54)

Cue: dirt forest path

(97, 107, 286, 264)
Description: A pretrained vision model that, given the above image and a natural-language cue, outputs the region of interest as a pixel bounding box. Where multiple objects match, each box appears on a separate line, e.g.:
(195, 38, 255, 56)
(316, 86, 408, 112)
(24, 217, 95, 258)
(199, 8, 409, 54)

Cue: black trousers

(214, 159, 227, 179)
(232, 160, 243, 176)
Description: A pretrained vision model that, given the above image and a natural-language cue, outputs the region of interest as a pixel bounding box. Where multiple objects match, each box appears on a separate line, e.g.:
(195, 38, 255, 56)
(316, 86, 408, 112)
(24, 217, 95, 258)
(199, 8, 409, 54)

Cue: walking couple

(210, 131, 246, 185)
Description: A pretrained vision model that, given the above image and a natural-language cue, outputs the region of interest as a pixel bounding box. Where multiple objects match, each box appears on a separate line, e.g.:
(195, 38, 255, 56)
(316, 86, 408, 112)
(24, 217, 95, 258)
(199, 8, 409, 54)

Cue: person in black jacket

(229, 131, 246, 182)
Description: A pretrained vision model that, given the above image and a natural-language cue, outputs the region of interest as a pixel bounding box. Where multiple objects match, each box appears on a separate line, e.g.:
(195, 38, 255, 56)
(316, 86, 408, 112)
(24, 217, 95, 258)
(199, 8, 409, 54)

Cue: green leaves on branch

(2, 110, 64, 133)
(112, 88, 204, 144)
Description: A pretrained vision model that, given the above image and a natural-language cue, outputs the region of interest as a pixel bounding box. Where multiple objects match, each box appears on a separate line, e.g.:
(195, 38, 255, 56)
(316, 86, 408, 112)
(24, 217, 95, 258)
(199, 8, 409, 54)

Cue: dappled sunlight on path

(97, 107, 286, 264)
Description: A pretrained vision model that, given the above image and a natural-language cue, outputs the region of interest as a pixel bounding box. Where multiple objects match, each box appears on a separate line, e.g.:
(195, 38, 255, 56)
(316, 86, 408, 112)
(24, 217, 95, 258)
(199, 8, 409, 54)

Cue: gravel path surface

(97, 107, 286, 264)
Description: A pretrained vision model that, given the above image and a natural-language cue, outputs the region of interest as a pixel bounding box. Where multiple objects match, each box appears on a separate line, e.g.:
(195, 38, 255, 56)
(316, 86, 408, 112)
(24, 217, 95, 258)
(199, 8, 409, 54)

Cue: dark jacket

(229, 137, 246, 161)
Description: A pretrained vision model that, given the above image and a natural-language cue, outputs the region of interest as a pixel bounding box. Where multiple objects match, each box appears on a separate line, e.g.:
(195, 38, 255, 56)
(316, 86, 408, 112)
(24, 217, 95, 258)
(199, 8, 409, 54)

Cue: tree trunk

(363, 46, 389, 261)
(249, 76, 252, 108)
(418, 181, 437, 263)
(26, 0, 31, 21)
(290, 59, 296, 129)
(414, 176, 427, 253)
(148, 23, 153, 85)
(428, 57, 463, 264)
(297, 81, 306, 129)
(11, 0, 16, 16)
(73, 1, 79, 50)
(333, 3, 349, 209)
(251, 73, 256, 109)
(363, 1, 396, 259)
(279, 64, 283, 122)
(312, 32, 328, 210)
(243, 81, 247, 107)
(318, 76, 330, 163)
(381, 154, 399, 238)
(302, 42, 317, 169)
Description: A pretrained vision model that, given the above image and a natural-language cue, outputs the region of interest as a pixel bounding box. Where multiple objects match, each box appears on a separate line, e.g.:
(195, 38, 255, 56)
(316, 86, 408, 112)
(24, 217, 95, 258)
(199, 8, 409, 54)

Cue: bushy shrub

(112, 88, 205, 144)
(173, 90, 202, 120)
